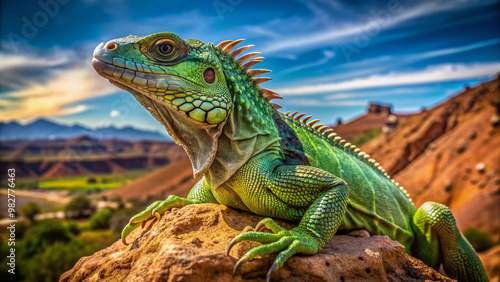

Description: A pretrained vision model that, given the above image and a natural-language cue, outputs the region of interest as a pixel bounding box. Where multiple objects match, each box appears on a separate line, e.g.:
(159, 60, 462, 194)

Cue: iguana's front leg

(225, 153, 349, 281)
(121, 177, 217, 245)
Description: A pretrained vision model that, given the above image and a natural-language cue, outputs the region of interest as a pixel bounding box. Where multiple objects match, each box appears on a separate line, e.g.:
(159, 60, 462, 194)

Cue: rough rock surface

(61, 204, 454, 282)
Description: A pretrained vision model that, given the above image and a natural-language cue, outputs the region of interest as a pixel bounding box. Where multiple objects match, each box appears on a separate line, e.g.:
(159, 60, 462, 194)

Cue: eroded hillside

(362, 77, 500, 240)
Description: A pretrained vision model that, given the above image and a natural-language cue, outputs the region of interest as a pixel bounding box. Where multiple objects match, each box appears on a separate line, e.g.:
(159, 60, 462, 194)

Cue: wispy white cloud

(243, 25, 281, 38)
(397, 38, 500, 62)
(334, 38, 500, 71)
(285, 86, 437, 110)
(282, 50, 336, 73)
(286, 99, 367, 107)
(258, 0, 494, 55)
(0, 51, 117, 121)
(260, 22, 370, 54)
(0, 50, 73, 71)
(279, 38, 500, 87)
(277, 62, 500, 95)
(325, 86, 435, 100)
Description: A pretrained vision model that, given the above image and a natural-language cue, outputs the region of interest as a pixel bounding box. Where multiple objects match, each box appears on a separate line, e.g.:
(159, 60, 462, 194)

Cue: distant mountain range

(0, 118, 170, 141)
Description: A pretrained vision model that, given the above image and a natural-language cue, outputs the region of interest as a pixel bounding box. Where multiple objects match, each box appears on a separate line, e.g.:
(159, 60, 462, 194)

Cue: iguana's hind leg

(411, 201, 488, 282)
(225, 157, 349, 281)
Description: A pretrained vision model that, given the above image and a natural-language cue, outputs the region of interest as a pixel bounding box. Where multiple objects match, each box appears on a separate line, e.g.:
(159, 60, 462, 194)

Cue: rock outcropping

(61, 204, 453, 281)
(362, 78, 500, 241)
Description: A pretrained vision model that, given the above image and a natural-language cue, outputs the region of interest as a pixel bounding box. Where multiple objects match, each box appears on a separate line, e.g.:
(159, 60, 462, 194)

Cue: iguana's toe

(152, 208, 161, 220)
(128, 201, 162, 225)
(255, 218, 287, 233)
(122, 195, 197, 245)
(231, 235, 305, 281)
(226, 231, 281, 255)
(121, 201, 162, 244)
(266, 240, 300, 281)
(121, 195, 197, 246)
(227, 218, 321, 281)
(121, 222, 141, 245)
(232, 256, 247, 276)
(255, 221, 265, 232)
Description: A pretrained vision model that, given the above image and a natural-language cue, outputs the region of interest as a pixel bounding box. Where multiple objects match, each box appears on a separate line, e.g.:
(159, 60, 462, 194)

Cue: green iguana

(92, 32, 488, 282)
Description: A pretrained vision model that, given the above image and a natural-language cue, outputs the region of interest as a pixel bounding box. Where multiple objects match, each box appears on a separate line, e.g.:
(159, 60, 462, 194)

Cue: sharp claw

(233, 256, 247, 276)
(226, 236, 238, 256)
(141, 220, 146, 229)
(122, 237, 129, 246)
(121, 222, 141, 246)
(255, 221, 265, 232)
(153, 209, 161, 220)
(266, 261, 277, 282)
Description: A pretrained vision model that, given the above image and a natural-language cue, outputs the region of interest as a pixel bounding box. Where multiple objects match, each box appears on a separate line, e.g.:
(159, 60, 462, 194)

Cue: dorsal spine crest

(215, 40, 279, 109)
(214, 40, 412, 203)
(281, 112, 413, 203)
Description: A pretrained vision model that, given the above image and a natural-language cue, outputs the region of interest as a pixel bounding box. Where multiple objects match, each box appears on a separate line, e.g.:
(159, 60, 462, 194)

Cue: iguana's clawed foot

(226, 218, 321, 282)
(121, 195, 194, 245)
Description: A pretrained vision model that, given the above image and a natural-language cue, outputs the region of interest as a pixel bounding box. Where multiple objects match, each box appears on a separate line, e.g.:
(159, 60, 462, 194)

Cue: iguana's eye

(159, 44, 173, 54)
(148, 38, 181, 62)
(204, 68, 215, 84)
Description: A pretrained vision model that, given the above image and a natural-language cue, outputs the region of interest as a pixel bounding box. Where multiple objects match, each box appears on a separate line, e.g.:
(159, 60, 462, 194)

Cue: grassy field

(38, 169, 151, 190)
(0, 150, 157, 162)
(5, 169, 152, 191)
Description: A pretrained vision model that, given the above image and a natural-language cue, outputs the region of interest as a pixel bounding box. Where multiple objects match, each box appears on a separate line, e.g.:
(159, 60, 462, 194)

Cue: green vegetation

(0, 219, 115, 282)
(23, 220, 75, 257)
(22, 201, 41, 221)
(1, 151, 156, 162)
(13, 179, 40, 190)
(0, 173, 149, 281)
(23, 241, 88, 282)
(351, 128, 383, 146)
(39, 170, 150, 190)
(89, 208, 113, 230)
(79, 230, 115, 247)
(1, 169, 151, 191)
(64, 194, 93, 218)
(463, 228, 497, 252)
(66, 221, 81, 235)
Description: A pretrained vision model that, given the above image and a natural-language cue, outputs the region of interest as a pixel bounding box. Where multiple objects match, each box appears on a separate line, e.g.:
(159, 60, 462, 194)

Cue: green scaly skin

(92, 32, 488, 282)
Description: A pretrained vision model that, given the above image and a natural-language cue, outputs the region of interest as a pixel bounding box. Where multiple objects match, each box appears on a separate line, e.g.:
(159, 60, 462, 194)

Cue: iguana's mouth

(92, 41, 227, 177)
(91, 55, 187, 110)
(92, 42, 229, 125)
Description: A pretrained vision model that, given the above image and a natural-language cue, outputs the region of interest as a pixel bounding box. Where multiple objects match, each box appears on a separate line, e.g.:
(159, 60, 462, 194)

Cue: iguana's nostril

(106, 42, 118, 50)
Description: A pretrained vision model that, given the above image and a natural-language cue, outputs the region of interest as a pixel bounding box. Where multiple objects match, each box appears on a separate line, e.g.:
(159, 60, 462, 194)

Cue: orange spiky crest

(216, 39, 281, 110)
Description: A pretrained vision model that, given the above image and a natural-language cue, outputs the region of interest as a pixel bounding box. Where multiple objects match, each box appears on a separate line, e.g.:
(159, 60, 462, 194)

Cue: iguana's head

(92, 32, 233, 125)
(92, 32, 281, 179)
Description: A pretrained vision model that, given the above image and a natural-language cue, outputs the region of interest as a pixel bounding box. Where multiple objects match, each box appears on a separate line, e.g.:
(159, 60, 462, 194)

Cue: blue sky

(1, 0, 499, 138)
